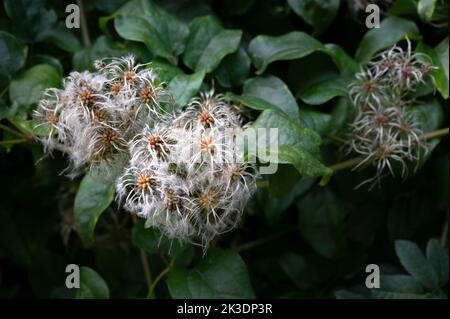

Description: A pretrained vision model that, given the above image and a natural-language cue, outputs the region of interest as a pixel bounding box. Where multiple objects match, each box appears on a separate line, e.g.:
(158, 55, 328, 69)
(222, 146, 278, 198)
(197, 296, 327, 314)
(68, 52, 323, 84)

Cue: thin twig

(329, 156, 365, 172)
(8, 120, 35, 141)
(0, 138, 27, 145)
(256, 180, 269, 188)
(131, 215, 153, 299)
(326, 134, 347, 144)
(328, 127, 449, 173)
(0, 87, 8, 98)
(0, 123, 25, 138)
(148, 257, 176, 299)
(77, 0, 91, 47)
(423, 127, 449, 140)
(234, 227, 298, 253)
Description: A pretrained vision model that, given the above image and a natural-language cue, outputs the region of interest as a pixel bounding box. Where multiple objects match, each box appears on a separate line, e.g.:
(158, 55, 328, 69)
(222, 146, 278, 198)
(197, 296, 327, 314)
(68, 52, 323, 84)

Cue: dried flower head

(347, 40, 433, 188)
(34, 55, 258, 251)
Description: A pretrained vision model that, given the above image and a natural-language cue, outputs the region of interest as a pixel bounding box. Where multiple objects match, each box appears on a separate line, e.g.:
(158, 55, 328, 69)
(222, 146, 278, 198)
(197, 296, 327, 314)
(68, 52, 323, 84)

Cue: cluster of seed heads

(348, 39, 435, 188)
(34, 55, 258, 249)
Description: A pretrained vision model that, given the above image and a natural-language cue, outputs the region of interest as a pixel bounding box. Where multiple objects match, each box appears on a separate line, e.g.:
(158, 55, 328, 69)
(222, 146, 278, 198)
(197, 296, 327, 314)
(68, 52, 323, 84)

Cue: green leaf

(259, 176, 315, 224)
(150, 59, 184, 83)
(395, 240, 439, 290)
(248, 109, 331, 178)
(155, 0, 214, 22)
(416, 0, 449, 26)
(0, 31, 27, 76)
(248, 32, 357, 76)
(388, 0, 418, 16)
(287, 0, 340, 34)
(435, 38, 449, 99)
(76, 266, 110, 299)
(248, 31, 324, 74)
(115, 16, 170, 60)
(417, 0, 437, 22)
(215, 46, 251, 87)
(335, 289, 369, 299)
(226, 93, 283, 114)
(297, 188, 348, 258)
(74, 172, 115, 245)
(9, 117, 52, 137)
(435, 37, 450, 99)
(181, 15, 243, 72)
(28, 55, 64, 77)
(286, 50, 353, 108)
(9, 64, 61, 108)
(4, 0, 57, 42)
(378, 275, 425, 294)
(371, 291, 431, 299)
(326, 97, 356, 135)
(73, 36, 128, 72)
(298, 109, 332, 135)
(44, 24, 82, 53)
(426, 239, 449, 286)
(166, 248, 255, 298)
(94, 0, 129, 13)
(409, 97, 444, 133)
(298, 76, 350, 105)
(220, 0, 256, 16)
(355, 16, 420, 62)
(324, 43, 360, 75)
(279, 252, 332, 289)
(114, 0, 189, 64)
(166, 268, 192, 297)
(416, 38, 449, 99)
(241, 75, 300, 121)
(195, 30, 242, 73)
(182, 15, 223, 69)
(168, 70, 205, 108)
(132, 219, 187, 257)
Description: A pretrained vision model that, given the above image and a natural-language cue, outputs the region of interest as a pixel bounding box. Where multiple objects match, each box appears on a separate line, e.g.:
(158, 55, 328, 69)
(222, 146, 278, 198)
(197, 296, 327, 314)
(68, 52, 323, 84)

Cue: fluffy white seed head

(35, 55, 258, 250)
(347, 40, 432, 188)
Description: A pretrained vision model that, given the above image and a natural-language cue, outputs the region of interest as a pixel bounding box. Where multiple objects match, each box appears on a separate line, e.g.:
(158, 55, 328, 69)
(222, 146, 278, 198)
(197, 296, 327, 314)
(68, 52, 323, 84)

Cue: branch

(424, 128, 449, 140)
(76, 0, 91, 47)
(329, 127, 449, 173)
(131, 215, 153, 299)
(148, 257, 176, 298)
(233, 227, 297, 253)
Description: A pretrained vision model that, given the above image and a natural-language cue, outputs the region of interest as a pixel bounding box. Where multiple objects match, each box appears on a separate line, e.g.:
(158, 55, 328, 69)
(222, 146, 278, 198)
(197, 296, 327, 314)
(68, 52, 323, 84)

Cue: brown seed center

(140, 87, 155, 104)
(47, 114, 58, 125)
(136, 172, 156, 191)
(102, 129, 118, 144)
(147, 134, 166, 156)
(198, 111, 215, 128)
(80, 88, 95, 106)
(123, 71, 136, 83)
(362, 81, 377, 93)
(199, 136, 215, 154)
(110, 82, 122, 95)
(165, 189, 179, 210)
(199, 190, 218, 209)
